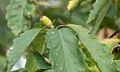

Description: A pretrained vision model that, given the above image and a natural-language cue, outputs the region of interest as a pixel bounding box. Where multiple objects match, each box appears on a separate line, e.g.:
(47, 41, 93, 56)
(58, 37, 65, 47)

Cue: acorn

(40, 16, 53, 28)
(67, 0, 78, 12)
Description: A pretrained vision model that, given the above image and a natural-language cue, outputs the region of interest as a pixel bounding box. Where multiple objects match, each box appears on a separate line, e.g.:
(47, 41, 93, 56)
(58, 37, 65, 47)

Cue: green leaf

(80, 44, 99, 72)
(6, 0, 35, 36)
(26, 50, 51, 72)
(115, 0, 120, 27)
(114, 61, 120, 71)
(25, 53, 37, 72)
(67, 24, 118, 72)
(32, 51, 51, 69)
(44, 69, 53, 72)
(47, 28, 88, 72)
(0, 55, 6, 72)
(6, 28, 41, 72)
(87, 0, 108, 23)
(115, 0, 120, 17)
(31, 30, 46, 54)
(86, 0, 113, 34)
(11, 68, 27, 72)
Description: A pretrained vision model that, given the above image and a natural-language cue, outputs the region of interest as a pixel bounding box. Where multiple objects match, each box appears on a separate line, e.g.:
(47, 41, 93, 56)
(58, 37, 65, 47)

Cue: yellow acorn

(67, 0, 78, 11)
(40, 16, 52, 28)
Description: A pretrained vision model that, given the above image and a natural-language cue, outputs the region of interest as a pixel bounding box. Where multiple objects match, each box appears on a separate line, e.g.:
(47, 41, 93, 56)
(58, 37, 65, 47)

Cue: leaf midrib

(58, 30, 69, 72)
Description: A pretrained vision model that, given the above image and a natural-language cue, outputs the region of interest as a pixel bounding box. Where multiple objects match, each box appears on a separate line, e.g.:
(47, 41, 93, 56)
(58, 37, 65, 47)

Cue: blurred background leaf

(0, 0, 14, 71)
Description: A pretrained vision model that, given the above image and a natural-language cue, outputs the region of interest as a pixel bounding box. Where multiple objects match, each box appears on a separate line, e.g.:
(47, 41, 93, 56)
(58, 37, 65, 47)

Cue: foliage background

(0, 0, 120, 71)
(0, 0, 14, 70)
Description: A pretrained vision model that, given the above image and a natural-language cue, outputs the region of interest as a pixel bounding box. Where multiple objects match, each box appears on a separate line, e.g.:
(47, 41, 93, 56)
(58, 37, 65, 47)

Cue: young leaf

(6, 28, 41, 72)
(67, 24, 119, 72)
(6, 0, 35, 36)
(47, 28, 88, 72)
